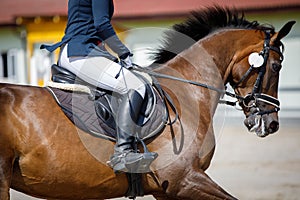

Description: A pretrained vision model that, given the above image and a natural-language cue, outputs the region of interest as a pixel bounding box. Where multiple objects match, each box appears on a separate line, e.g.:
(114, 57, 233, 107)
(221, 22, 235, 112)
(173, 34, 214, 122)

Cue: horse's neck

(162, 30, 247, 114)
(154, 44, 220, 121)
(201, 29, 262, 82)
(157, 29, 254, 115)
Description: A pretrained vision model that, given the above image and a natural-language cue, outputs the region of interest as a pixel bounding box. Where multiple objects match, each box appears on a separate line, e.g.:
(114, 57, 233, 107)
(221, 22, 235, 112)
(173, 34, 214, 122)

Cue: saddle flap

(47, 87, 167, 143)
(48, 64, 168, 142)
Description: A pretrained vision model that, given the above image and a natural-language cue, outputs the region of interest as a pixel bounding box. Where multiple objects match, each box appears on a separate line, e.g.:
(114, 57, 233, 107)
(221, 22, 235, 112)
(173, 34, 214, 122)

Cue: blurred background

(0, 0, 299, 199)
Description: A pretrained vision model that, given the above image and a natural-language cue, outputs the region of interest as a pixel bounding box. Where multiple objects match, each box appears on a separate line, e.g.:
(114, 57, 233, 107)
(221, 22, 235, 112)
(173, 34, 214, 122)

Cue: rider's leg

(110, 88, 145, 171)
(59, 44, 157, 172)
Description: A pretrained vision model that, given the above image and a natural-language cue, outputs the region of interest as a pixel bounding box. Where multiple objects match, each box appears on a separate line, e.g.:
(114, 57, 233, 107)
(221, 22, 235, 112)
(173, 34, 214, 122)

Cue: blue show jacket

(41, 0, 130, 61)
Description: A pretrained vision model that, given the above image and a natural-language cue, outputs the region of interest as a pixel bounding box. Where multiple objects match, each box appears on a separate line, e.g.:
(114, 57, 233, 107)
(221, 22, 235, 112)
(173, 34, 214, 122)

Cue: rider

(41, 0, 157, 172)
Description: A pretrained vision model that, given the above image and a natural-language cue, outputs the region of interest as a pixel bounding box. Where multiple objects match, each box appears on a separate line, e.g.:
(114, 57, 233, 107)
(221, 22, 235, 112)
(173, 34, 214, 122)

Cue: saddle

(47, 64, 168, 142)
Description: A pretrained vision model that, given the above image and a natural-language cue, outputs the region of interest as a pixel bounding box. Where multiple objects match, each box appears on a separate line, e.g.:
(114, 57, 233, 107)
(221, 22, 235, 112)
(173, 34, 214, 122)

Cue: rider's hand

(120, 55, 133, 69)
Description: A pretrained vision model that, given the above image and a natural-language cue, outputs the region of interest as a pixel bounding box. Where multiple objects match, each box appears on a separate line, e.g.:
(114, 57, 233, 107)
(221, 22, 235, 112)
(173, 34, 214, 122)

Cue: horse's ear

(275, 21, 296, 41)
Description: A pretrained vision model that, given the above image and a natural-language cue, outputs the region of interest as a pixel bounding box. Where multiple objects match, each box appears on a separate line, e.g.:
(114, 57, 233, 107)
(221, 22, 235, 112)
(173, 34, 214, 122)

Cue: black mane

(152, 6, 275, 64)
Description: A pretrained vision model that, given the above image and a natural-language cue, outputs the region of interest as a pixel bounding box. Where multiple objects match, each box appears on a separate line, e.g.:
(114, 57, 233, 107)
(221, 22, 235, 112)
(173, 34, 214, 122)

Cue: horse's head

(229, 21, 295, 137)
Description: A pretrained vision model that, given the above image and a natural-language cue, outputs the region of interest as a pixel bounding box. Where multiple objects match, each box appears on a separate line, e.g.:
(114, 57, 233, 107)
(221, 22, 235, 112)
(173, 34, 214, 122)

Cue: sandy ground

(10, 115, 300, 200)
(206, 118, 300, 200)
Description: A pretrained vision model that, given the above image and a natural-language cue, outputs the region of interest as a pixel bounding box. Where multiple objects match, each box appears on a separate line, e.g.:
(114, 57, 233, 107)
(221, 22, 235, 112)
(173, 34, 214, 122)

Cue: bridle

(232, 30, 282, 116)
(132, 30, 283, 116)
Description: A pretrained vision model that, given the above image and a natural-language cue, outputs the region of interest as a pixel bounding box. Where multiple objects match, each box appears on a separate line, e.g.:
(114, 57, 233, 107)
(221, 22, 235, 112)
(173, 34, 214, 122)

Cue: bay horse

(0, 7, 295, 200)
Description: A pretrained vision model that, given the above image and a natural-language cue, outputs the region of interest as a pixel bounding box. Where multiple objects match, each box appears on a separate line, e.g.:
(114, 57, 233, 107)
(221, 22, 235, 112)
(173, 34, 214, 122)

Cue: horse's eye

(272, 63, 282, 72)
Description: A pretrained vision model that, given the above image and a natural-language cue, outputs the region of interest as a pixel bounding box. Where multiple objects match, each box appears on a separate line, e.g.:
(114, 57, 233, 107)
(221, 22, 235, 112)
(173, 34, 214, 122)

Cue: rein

(134, 65, 243, 100)
(133, 31, 282, 116)
(133, 64, 244, 107)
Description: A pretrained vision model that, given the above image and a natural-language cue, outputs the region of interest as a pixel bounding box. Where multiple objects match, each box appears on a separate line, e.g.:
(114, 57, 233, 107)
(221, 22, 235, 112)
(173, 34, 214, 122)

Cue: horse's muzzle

(244, 112, 279, 137)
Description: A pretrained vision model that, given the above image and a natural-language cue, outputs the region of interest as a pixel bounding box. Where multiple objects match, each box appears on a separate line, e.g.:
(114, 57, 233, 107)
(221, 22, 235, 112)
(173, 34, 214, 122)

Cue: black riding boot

(108, 89, 157, 173)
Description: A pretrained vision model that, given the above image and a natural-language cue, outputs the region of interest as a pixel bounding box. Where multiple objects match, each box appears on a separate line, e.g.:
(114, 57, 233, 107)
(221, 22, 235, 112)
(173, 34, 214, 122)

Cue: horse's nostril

(269, 121, 279, 133)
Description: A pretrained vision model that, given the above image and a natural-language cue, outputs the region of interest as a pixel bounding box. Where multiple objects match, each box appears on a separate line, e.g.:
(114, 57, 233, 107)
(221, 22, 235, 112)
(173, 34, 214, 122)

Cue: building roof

(0, 0, 67, 25)
(1, 0, 300, 25)
(114, 0, 300, 19)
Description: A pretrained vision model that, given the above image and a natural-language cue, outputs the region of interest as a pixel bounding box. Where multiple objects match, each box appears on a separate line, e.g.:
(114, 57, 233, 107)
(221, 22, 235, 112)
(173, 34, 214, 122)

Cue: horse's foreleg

(0, 151, 15, 200)
(181, 168, 236, 200)
(160, 166, 237, 200)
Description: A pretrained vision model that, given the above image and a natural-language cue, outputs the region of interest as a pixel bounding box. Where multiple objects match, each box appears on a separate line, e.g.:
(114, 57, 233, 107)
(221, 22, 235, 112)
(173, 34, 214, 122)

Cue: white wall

(279, 37, 300, 118)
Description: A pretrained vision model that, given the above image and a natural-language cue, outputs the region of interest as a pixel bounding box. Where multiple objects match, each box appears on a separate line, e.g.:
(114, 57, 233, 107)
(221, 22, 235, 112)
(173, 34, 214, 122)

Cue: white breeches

(59, 44, 146, 97)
